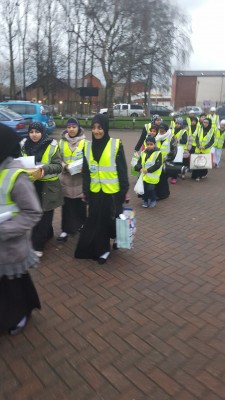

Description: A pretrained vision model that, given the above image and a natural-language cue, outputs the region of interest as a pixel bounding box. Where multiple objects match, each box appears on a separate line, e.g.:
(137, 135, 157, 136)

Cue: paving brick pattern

(1, 129, 225, 399)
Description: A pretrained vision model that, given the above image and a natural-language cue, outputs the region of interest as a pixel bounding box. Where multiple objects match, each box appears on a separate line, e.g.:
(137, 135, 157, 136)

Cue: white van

(100, 103, 145, 117)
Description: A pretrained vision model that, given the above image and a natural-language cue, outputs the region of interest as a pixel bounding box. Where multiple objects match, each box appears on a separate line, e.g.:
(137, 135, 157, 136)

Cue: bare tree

(0, 0, 18, 98)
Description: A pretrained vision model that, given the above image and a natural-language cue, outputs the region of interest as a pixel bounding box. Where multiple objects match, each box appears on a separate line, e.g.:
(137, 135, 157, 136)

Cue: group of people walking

(0, 113, 129, 335)
(133, 108, 225, 208)
(0, 106, 224, 336)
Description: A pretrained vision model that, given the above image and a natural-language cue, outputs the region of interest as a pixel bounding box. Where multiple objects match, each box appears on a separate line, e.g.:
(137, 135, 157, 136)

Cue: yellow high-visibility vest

(174, 129, 188, 150)
(214, 128, 225, 149)
(195, 127, 214, 154)
(0, 168, 27, 215)
(141, 150, 162, 184)
(22, 139, 59, 181)
(58, 138, 85, 163)
(84, 138, 120, 194)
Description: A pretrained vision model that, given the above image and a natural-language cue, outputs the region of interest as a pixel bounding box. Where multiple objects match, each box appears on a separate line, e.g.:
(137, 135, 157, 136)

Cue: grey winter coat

(40, 144, 64, 211)
(0, 158, 43, 277)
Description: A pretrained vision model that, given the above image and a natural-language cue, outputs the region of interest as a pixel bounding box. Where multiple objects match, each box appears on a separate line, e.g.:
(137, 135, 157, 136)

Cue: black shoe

(112, 241, 118, 250)
(8, 316, 27, 336)
(97, 258, 107, 265)
(97, 251, 110, 264)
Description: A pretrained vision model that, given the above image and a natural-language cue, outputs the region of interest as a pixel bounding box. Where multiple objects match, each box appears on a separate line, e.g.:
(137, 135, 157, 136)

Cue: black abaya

(75, 191, 123, 259)
(0, 273, 41, 334)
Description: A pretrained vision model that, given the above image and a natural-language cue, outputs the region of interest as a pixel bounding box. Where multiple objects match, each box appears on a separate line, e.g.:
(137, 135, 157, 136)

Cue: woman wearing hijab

(0, 124, 42, 335)
(57, 118, 87, 241)
(154, 123, 177, 200)
(21, 122, 63, 257)
(75, 114, 129, 264)
(191, 118, 214, 181)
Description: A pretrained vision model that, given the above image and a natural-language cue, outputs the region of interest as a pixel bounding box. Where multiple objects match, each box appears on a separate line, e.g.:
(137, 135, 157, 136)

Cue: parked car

(0, 107, 29, 139)
(149, 104, 172, 117)
(0, 101, 56, 134)
(99, 103, 145, 117)
(216, 106, 225, 121)
(178, 106, 203, 116)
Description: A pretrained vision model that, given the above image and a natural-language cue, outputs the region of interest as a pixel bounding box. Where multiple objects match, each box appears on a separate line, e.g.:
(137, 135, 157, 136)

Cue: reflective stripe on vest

(58, 138, 85, 163)
(141, 151, 162, 184)
(195, 127, 214, 154)
(0, 168, 26, 215)
(215, 129, 225, 148)
(156, 137, 171, 160)
(144, 123, 152, 134)
(22, 139, 59, 181)
(174, 129, 188, 149)
(207, 114, 219, 128)
(85, 138, 120, 193)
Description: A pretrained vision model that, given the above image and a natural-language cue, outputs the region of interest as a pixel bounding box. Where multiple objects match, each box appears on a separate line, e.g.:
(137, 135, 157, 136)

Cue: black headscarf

(25, 122, 52, 162)
(202, 118, 212, 134)
(0, 123, 21, 164)
(190, 117, 198, 134)
(91, 114, 110, 162)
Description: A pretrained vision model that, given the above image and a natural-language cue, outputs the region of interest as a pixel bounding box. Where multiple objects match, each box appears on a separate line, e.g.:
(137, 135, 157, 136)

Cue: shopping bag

(190, 153, 213, 169)
(173, 145, 184, 163)
(134, 173, 144, 195)
(116, 207, 136, 249)
(130, 154, 139, 177)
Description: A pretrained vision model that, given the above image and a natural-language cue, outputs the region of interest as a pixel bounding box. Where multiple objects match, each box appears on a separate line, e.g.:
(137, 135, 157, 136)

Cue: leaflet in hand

(0, 211, 12, 224)
(67, 159, 83, 175)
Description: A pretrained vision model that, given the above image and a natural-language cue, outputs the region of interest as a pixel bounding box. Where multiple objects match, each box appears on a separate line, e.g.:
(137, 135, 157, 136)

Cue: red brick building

(172, 70, 225, 110)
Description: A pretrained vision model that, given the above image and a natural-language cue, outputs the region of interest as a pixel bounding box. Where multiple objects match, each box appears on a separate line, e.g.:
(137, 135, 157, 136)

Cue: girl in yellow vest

(191, 118, 215, 181)
(57, 118, 86, 241)
(21, 122, 63, 257)
(0, 124, 42, 335)
(75, 114, 129, 264)
(134, 136, 162, 208)
(214, 119, 225, 168)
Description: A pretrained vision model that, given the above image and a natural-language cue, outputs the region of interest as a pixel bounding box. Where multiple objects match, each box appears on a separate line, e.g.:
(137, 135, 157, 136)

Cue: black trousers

(191, 169, 208, 179)
(32, 210, 54, 251)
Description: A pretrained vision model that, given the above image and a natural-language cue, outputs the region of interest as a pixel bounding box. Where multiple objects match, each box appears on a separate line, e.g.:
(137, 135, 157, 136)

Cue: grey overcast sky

(173, 0, 225, 71)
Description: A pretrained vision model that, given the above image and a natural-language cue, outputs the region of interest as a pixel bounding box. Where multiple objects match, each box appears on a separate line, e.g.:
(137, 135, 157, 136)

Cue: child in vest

(134, 136, 162, 208)
(214, 119, 225, 168)
(57, 118, 86, 241)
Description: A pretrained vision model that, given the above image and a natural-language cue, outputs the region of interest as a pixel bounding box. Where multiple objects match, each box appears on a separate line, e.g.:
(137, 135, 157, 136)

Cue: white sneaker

(34, 250, 43, 258)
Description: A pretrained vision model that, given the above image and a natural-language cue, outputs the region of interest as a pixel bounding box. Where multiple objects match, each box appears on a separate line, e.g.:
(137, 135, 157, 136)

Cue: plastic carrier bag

(116, 207, 136, 249)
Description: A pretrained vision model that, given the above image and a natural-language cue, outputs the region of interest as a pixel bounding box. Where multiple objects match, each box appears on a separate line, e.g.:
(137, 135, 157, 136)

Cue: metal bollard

(133, 118, 136, 128)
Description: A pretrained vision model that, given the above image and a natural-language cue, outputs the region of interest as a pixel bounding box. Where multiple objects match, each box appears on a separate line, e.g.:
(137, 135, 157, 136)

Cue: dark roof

(174, 71, 225, 77)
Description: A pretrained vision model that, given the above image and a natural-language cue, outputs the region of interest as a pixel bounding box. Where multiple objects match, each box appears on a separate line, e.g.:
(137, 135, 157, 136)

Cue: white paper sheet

(0, 211, 12, 223)
(17, 156, 36, 168)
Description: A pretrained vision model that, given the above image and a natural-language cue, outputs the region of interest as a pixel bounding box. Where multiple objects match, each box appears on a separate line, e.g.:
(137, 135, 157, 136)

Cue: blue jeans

(143, 182, 156, 202)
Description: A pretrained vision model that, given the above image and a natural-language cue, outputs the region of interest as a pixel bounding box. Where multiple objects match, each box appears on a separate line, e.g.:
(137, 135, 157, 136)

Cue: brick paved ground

(1, 129, 225, 400)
